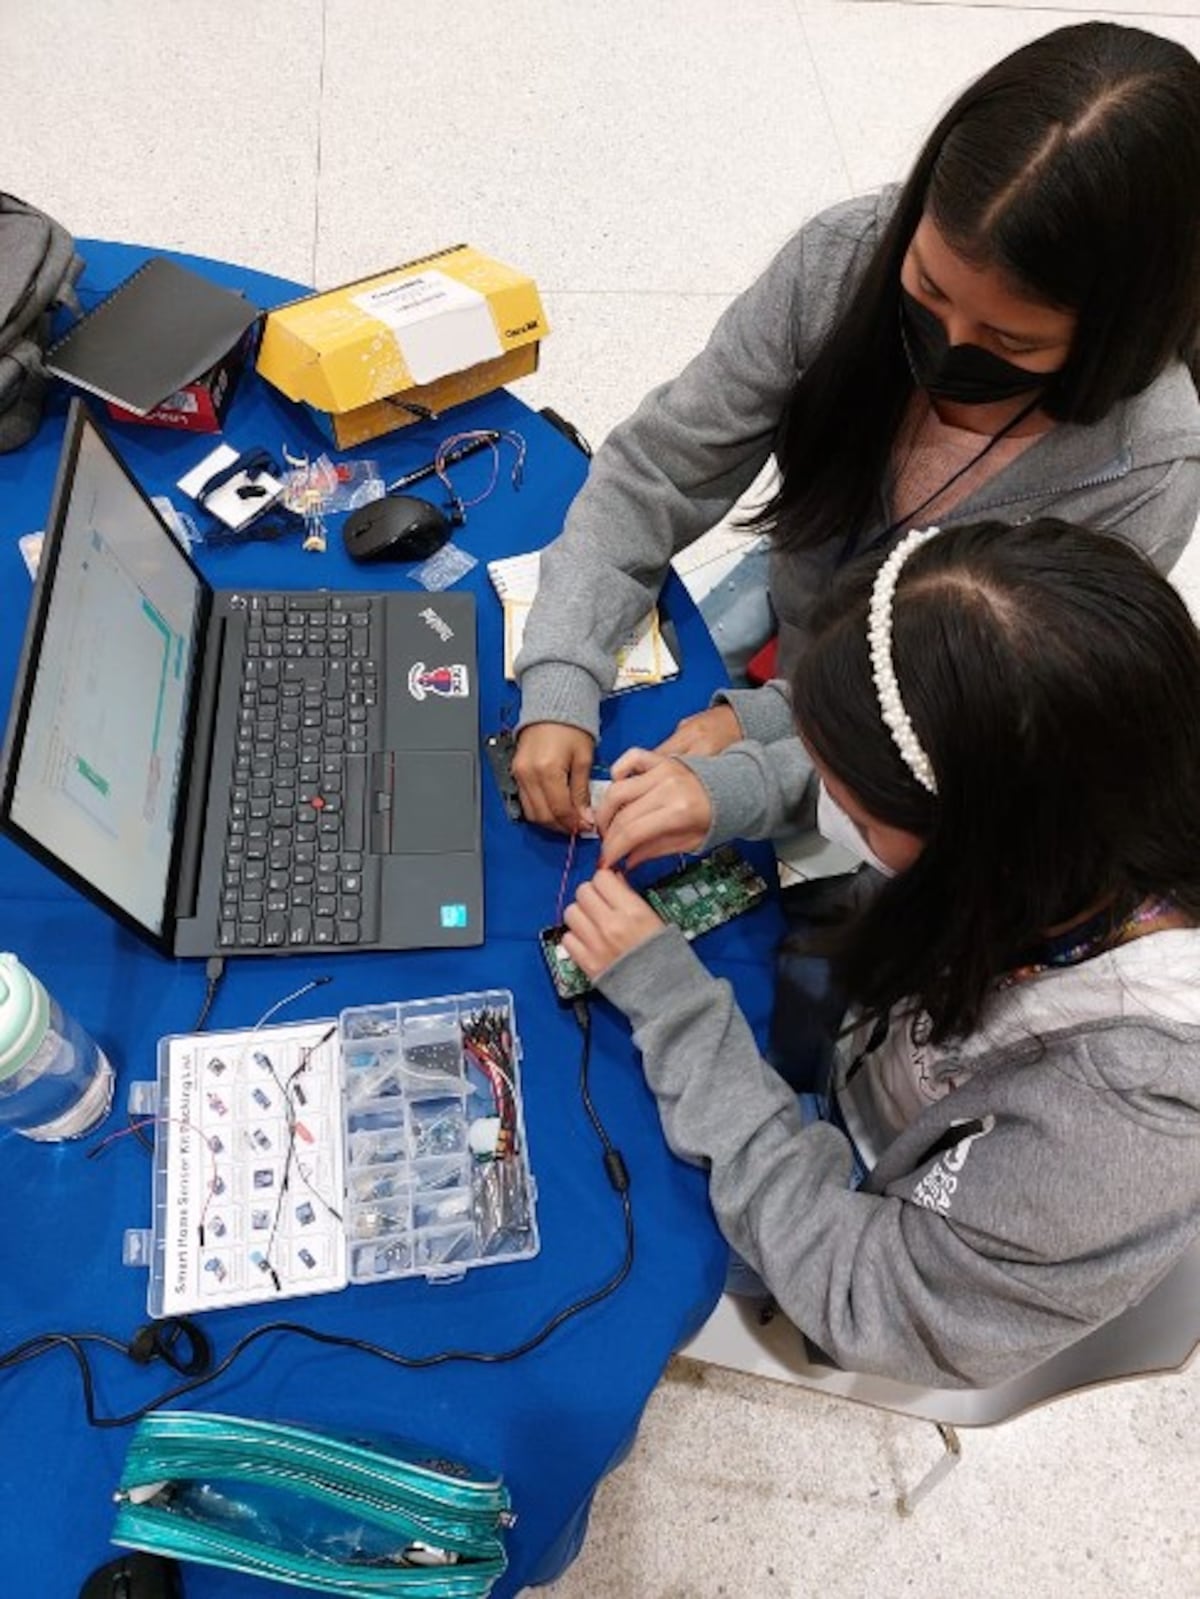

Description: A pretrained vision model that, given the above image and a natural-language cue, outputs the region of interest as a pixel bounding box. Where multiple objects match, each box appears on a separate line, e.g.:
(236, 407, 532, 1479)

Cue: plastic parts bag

(113, 1410, 512, 1596)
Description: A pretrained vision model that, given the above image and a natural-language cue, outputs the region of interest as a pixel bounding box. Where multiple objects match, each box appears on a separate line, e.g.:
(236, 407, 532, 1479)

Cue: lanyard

(836, 392, 1043, 569)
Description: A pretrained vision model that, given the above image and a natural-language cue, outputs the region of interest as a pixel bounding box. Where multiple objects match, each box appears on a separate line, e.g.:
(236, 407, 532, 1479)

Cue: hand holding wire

(596, 748, 712, 869)
(562, 869, 666, 980)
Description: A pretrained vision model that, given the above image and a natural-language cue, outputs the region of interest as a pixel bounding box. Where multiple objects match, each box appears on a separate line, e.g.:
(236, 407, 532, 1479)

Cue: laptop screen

(3, 408, 203, 939)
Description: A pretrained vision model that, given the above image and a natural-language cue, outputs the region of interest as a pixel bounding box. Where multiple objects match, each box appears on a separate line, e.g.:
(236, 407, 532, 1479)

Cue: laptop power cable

(193, 956, 226, 1031)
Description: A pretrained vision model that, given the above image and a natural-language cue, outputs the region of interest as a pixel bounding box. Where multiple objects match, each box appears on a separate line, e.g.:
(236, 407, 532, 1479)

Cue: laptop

(0, 401, 483, 956)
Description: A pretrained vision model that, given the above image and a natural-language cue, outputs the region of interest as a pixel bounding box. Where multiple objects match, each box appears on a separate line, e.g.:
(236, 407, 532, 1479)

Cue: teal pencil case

(112, 1411, 513, 1597)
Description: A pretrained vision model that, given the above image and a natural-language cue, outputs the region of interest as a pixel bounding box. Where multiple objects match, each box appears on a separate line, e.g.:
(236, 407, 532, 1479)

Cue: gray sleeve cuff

(712, 680, 796, 746)
(596, 923, 706, 1021)
(680, 736, 815, 847)
(515, 661, 603, 742)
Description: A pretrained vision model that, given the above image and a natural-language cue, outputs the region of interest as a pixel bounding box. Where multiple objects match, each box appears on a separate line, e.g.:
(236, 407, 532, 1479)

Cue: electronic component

(484, 730, 525, 821)
(538, 844, 768, 1001)
(404, 1039, 466, 1075)
(539, 924, 594, 1002)
(645, 844, 769, 936)
(484, 728, 609, 829)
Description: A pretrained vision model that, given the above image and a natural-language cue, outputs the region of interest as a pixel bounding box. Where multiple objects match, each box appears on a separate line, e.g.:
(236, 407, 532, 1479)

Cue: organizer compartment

(340, 989, 538, 1285)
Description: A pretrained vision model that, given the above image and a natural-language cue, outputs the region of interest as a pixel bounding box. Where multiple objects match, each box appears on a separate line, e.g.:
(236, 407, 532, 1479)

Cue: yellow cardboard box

(256, 244, 548, 448)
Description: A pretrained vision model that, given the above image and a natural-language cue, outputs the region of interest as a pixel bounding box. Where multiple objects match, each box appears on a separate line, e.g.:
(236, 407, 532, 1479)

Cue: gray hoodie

(598, 924, 1200, 1389)
(517, 189, 1200, 748)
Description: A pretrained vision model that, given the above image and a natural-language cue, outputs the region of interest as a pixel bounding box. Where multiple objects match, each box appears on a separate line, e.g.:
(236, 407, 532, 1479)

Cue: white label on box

(352, 270, 503, 386)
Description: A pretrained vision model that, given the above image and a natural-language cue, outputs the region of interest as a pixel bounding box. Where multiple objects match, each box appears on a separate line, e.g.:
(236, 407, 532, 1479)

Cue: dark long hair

(765, 23, 1200, 557)
(792, 519, 1200, 1040)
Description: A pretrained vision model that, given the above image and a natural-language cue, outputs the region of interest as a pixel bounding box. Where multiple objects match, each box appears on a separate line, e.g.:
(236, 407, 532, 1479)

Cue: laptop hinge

(173, 609, 229, 926)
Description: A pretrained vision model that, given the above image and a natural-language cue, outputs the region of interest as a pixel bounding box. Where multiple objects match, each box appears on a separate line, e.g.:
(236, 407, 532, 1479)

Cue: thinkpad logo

(419, 606, 454, 643)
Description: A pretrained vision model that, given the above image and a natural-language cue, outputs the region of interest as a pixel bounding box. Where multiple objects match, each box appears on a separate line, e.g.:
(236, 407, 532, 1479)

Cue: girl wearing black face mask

(511, 22, 1200, 846)
(898, 291, 1051, 410)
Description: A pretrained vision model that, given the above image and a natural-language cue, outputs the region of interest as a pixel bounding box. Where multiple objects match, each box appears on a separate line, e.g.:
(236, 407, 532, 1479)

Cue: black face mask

(900, 287, 1056, 407)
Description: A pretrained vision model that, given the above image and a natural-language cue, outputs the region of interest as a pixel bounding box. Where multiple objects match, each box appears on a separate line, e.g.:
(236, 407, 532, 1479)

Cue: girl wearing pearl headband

(562, 520, 1200, 1386)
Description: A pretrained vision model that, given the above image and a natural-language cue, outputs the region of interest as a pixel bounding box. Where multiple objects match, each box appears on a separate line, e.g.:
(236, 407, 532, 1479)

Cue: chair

(678, 1235, 1200, 1514)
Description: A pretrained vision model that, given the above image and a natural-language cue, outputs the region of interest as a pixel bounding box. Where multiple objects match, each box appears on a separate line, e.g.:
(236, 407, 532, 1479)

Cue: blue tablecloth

(0, 245, 784, 1597)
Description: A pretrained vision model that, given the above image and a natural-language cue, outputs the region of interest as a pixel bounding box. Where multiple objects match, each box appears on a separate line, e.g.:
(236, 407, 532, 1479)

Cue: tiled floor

(8, 3, 1198, 1594)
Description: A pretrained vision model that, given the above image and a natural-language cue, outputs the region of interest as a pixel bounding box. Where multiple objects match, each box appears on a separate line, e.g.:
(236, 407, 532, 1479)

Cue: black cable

(0, 1332, 139, 1430)
(260, 1026, 341, 1284)
(1, 996, 635, 1429)
(193, 956, 226, 1031)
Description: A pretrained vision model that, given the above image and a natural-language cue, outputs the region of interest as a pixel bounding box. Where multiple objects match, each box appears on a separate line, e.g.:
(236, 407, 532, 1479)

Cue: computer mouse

(342, 494, 450, 563)
(79, 1551, 183, 1599)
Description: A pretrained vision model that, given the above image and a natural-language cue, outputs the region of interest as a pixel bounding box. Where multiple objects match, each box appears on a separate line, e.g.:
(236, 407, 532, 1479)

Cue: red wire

(434, 431, 501, 511)
(555, 830, 579, 926)
(89, 1114, 224, 1239)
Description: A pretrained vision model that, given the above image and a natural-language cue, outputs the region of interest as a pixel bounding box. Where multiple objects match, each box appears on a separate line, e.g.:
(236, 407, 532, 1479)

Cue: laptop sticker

(408, 662, 470, 700)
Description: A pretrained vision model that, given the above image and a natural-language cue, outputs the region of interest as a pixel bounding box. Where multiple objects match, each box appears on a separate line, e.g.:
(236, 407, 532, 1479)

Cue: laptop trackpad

(372, 750, 477, 856)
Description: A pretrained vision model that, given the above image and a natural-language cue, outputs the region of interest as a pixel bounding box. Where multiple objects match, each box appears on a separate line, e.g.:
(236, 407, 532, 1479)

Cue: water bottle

(0, 953, 115, 1140)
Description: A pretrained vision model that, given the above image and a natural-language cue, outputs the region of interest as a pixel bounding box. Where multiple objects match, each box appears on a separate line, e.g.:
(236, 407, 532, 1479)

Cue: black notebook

(45, 255, 261, 415)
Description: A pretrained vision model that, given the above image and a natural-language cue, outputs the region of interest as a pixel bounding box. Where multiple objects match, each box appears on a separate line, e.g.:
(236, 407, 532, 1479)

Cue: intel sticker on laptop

(440, 904, 468, 929)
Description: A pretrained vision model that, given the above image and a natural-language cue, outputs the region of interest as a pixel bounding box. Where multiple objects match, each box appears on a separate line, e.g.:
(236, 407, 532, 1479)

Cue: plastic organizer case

(340, 990, 538, 1285)
(126, 990, 538, 1317)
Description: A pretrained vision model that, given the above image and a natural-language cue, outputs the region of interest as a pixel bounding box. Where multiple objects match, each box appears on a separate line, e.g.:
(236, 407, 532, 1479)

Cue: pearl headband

(867, 526, 940, 795)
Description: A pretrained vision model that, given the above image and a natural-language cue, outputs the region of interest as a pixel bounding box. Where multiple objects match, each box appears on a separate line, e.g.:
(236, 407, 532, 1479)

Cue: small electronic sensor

(404, 1039, 463, 1074)
(538, 924, 594, 1002)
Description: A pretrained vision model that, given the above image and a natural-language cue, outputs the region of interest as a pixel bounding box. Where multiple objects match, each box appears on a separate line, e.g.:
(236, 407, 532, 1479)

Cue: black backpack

(0, 192, 84, 452)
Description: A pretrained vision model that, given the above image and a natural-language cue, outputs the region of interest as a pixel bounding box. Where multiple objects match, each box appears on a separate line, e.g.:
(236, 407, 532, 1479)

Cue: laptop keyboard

(219, 593, 378, 950)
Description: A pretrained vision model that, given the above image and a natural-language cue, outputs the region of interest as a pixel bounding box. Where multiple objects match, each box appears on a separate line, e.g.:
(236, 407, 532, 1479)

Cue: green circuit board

(645, 845, 769, 935)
